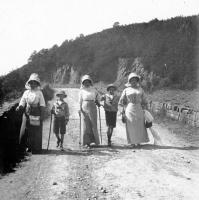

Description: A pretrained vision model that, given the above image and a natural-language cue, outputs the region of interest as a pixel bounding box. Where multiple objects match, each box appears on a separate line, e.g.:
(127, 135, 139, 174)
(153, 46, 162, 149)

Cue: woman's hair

(129, 77, 140, 82)
(29, 80, 40, 85)
(82, 79, 92, 85)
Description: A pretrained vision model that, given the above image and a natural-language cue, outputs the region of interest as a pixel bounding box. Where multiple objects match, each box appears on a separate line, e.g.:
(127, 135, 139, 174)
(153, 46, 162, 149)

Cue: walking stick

(47, 113, 53, 150)
(79, 111, 82, 145)
(98, 107, 102, 144)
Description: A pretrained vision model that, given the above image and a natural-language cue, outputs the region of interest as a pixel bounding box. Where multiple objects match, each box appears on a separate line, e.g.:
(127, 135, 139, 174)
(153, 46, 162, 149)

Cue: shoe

(56, 139, 61, 147)
(90, 142, 96, 147)
(26, 147, 32, 153)
(60, 144, 64, 150)
(108, 140, 111, 147)
(129, 144, 136, 148)
(83, 144, 90, 149)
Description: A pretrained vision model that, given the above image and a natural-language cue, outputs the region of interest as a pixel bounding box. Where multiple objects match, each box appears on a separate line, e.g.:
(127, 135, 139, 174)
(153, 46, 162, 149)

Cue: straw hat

(128, 73, 140, 82)
(27, 73, 41, 85)
(125, 72, 140, 87)
(25, 73, 41, 89)
(56, 90, 67, 97)
(81, 75, 93, 85)
(107, 84, 117, 91)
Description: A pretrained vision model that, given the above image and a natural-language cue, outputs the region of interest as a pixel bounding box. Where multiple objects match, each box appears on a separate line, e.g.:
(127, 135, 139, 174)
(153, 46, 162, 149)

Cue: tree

(113, 22, 120, 27)
(28, 50, 37, 63)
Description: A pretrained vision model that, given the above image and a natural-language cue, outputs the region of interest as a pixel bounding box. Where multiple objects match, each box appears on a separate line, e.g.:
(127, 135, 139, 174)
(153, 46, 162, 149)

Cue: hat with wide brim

(27, 73, 41, 85)
(107, 84, 117, 91)
(81, 75, 93, 85)
(56, 90, 67, 97)
(25, 73, 41, 89)
(125, 72, 140, 87)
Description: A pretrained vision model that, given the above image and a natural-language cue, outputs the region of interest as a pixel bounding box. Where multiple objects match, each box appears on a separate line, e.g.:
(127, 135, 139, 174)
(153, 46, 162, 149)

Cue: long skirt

(82, 101, 100, 145)
(19, 113, 43, 153)
(27, 121, 43, 153)
(125, 103, 149, 144)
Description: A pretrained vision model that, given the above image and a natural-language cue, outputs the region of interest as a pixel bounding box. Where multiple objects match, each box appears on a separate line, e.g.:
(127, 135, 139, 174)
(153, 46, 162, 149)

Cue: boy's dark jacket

(52, 100, 69, 120)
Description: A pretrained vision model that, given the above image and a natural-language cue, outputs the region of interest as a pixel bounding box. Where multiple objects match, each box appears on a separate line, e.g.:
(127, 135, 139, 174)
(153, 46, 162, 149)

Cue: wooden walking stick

(47, 113, 53, 150)
(79, 111, 82, 145)
(98, 107, 102, 144)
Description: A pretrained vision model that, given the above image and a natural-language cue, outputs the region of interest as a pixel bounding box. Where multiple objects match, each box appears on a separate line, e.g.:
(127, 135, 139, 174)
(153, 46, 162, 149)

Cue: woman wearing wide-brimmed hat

(78, 75, 100, 148)
(101, 84, 119, 146)
(16, 73, 46, 153)
(118, 72, 149, 147)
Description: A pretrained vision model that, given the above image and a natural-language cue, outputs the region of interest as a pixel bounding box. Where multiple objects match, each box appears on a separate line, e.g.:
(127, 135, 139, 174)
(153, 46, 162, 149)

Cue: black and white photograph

(0, 0, 199, 199)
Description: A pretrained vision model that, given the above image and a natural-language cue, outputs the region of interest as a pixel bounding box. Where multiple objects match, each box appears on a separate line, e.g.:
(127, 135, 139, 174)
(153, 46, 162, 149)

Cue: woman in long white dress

(118, 73, 149, 146)
(79, 75, 100, 148)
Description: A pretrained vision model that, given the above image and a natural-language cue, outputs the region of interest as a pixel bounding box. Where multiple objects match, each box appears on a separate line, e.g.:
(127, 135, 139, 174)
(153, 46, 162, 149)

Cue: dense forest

(0, 15, 198, 99)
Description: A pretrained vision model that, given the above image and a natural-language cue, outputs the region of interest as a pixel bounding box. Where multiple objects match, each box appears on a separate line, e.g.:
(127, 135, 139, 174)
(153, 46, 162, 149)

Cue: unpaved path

(0, 88, 199, 200)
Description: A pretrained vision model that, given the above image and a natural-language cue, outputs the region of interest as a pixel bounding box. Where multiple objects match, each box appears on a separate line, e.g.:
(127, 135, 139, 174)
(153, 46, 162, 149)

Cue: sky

(0, 0, 198, 76)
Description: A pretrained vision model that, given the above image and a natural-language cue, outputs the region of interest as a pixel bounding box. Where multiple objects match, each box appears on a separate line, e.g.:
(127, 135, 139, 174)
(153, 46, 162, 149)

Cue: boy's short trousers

(53, 116, 66, 134)
(105, 111, 117, 128)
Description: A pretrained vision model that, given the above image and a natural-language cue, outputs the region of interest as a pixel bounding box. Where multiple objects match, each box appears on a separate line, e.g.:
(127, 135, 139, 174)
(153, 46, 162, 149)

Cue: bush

(158, 77, 170, 88)
(42, 84, 54, 103)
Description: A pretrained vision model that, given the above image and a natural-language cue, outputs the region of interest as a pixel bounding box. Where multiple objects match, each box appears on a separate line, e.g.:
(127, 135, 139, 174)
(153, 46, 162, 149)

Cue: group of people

(79, 73, 150, 149)
(16, 71, 154, 153)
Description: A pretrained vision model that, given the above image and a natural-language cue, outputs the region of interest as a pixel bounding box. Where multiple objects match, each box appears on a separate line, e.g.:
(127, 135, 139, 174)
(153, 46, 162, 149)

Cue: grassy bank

(148, 88, 199, 111)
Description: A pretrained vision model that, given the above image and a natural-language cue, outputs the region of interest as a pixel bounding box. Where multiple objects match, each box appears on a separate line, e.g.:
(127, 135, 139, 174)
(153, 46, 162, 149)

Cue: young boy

(101, 84, 119, 146)
(51, 90, 69, 149)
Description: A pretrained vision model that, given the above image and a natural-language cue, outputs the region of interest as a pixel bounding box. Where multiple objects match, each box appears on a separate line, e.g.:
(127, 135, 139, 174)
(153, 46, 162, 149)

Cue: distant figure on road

(118, 72, 149, 147)
(78, 75, 100, 148)
(101, 84, 119, 146)
(16, 73, 46, 153)
(51, 90, 69, 150)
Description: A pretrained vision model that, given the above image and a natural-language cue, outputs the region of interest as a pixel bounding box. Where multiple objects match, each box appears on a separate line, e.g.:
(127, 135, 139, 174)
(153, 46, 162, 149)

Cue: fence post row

(148, 100, 199, 128)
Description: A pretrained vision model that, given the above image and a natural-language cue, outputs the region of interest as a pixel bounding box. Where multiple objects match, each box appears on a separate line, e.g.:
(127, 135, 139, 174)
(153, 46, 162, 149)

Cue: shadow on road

(41, 147, 119, 156)
(38, 143, 199, 157)
(137, 144, 199, 151)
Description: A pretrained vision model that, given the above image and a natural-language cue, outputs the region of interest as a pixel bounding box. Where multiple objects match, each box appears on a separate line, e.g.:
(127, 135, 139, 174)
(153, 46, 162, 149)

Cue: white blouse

(19, 89, 46, 107)
(79, 87, 99, 104)
(118, 87, 147, 106)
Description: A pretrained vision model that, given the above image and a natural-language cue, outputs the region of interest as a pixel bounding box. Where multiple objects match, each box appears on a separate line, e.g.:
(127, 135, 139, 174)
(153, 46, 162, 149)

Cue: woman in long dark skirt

(16, 73, 45, 153)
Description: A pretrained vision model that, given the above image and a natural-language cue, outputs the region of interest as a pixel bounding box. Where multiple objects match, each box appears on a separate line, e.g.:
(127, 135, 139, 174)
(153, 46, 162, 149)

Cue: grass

(148, 88, 199, 111)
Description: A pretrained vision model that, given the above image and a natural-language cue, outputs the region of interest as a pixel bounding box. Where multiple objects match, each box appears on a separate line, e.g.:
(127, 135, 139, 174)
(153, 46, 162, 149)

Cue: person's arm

(40, 106, 45, 121)
(51, 104, 55, 115)
(100, 94, 105, 107)
(39, 91, 46, 120)
(16, 91, 27, 111)
(113, 95, 119, 112)
(78, 90, 83, 114)
(95, 90, 101, 107)
(118, 89, 127, 114)
(141, 88, 148, 110)
(65, 103, 70, 124)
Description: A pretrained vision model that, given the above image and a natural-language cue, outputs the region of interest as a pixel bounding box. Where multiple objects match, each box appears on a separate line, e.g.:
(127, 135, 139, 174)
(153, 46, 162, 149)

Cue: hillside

(0, 15, 198, 99)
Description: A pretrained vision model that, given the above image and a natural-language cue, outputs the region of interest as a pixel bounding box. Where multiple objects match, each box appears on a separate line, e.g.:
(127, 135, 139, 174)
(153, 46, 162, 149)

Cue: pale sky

(0, 0, 198, 76)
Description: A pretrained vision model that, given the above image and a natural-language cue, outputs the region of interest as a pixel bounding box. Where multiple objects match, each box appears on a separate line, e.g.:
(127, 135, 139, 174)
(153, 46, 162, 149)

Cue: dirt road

(0, 88, 199, 200)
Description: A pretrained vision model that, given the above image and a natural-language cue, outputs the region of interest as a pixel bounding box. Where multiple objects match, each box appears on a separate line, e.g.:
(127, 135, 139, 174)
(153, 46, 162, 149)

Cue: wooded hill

(0, 15, 198, 99)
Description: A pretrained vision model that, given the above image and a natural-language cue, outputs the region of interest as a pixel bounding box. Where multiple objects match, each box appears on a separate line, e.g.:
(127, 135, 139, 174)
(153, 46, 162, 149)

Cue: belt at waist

(83, 99, 95, 101)
(29, 104, 39, 108)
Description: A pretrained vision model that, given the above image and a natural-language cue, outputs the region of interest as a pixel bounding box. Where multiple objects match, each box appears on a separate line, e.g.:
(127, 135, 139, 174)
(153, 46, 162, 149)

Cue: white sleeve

(39, 91, 46, 107)
(19, 91, 27, 107)
(118, 89, 127, 106)
(79, 90, 82, 102)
